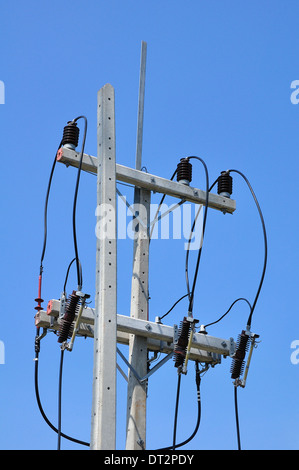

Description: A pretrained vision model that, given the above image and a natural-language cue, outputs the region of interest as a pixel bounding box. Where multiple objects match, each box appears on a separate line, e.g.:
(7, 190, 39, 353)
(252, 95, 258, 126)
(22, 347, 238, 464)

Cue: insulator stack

(58, 290, 80, 343)
(177, 158, 192, 185)
(230, 330, 250, 379)
(62, 121, 80, 149)
(174, 317, 191, 368)
(217, 171, 233, 198)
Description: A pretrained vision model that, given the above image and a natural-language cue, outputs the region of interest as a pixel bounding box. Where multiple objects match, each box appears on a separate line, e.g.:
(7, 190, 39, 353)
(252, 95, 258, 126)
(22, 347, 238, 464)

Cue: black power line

(35, 117, 90, 449)
(34, 337, 89, 447)
(228, 169, 268, 329)
(185, 156, 209, 316)
(157, 361, 202, 451)
(71, 116, 88, 291)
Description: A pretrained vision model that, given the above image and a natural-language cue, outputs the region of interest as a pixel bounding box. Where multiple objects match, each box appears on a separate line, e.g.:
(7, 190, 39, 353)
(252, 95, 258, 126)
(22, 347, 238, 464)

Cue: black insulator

(58, 290, 80, 343)
(174, 317, 191, 368)
(230, 330, 250, 379)
(177, 158, 192, 184)
(217, 171, 233, 197)
(62, 121, 80, 148)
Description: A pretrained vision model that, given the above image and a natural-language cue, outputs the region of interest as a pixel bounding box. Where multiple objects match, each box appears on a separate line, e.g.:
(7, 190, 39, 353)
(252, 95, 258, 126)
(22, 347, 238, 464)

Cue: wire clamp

(34, 328, 47, 359)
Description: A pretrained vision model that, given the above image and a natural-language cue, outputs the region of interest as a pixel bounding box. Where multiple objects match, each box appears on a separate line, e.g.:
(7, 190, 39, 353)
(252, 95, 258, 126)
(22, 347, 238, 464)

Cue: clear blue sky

(1, 0, 299, 450)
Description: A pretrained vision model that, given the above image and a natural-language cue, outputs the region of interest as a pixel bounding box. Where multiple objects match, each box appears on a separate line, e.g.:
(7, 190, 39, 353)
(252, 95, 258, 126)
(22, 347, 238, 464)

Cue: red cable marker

(34, 274, 44, 318)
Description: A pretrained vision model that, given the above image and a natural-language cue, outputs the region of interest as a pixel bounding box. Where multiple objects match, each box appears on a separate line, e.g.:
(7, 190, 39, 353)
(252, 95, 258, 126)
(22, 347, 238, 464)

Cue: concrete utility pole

(125, 187, 150, 450)
(35, 42, 238, 451)
(126, 41, 149, 451)
(90, 84, 117, 450)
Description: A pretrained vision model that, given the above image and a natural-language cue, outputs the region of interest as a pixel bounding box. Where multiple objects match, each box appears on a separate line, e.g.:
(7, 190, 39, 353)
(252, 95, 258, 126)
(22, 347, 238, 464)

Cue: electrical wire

(149, 168, 177, 241)
(224, 169, 267, 451)
(34, 339, 89, 447)
(63, 258, 76, 294)
(159, 293, 189, 321)
(35, 118, 89, 448)
(39, 140, 63, 275)
(234, 385, 241, 450)
(185, 176, 218, 311)
(57, 349, 64, 450)
(165, 156, 208, 451)
(72, 115, 88, 291)
(228, 169, 267, 328)
(204, 298, 252, 329)
(158, 362, 202, 451)
(184, 156, 209, 316)
(55, 116, 88, 447)
(63, 257, 82, 295)
(185, 205, 202, 301)
(172, 167, 266, 452)
(172, 373, 181, 450)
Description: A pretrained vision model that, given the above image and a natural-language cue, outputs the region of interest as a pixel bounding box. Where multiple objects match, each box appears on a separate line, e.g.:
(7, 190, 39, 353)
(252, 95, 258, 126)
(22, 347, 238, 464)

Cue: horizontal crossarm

(57, 147, 236, 214)
(35, 299, 235, 358)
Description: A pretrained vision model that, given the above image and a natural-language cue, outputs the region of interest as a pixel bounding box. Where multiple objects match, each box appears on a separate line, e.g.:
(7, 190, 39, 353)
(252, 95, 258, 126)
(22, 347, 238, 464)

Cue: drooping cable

(185, 177, 217, 311)
(228, 169, 267, 328)
(234, 385, 241, 450)
(149, 168, 177, 241)
(71, 115, 88, 290)
(34, 136, 69, 442)
(39, 140, 63, 275)
(34, 118, 89, 448)
(34, 338, 89, 447)
(184, 156, 209, 315)
(63, 258, 76, 294)
(57, 349, 64, 450)
(204, 298, 252, 329)
(185, 205, 202, 301)
(172, 373, 181, 450)
(159, 293, 189, 321)
(35, 140, 64, 322)
(223, 169, 266, 450)
(167, 156, 208, 451)
(158, 361, 202, 451)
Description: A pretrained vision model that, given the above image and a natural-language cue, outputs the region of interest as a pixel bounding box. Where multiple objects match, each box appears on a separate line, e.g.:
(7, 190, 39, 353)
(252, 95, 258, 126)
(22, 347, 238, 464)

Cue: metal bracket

(229, 337, 235, 357)
(173, 324, 178, 345)
(59, 292, 66, 319)
(210, 352, 222, 366)
(117, 347, 174, 384)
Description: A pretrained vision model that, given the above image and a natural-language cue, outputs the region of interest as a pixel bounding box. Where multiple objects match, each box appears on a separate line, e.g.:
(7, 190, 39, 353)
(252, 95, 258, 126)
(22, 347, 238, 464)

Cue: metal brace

(117, 347, 174, 384)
